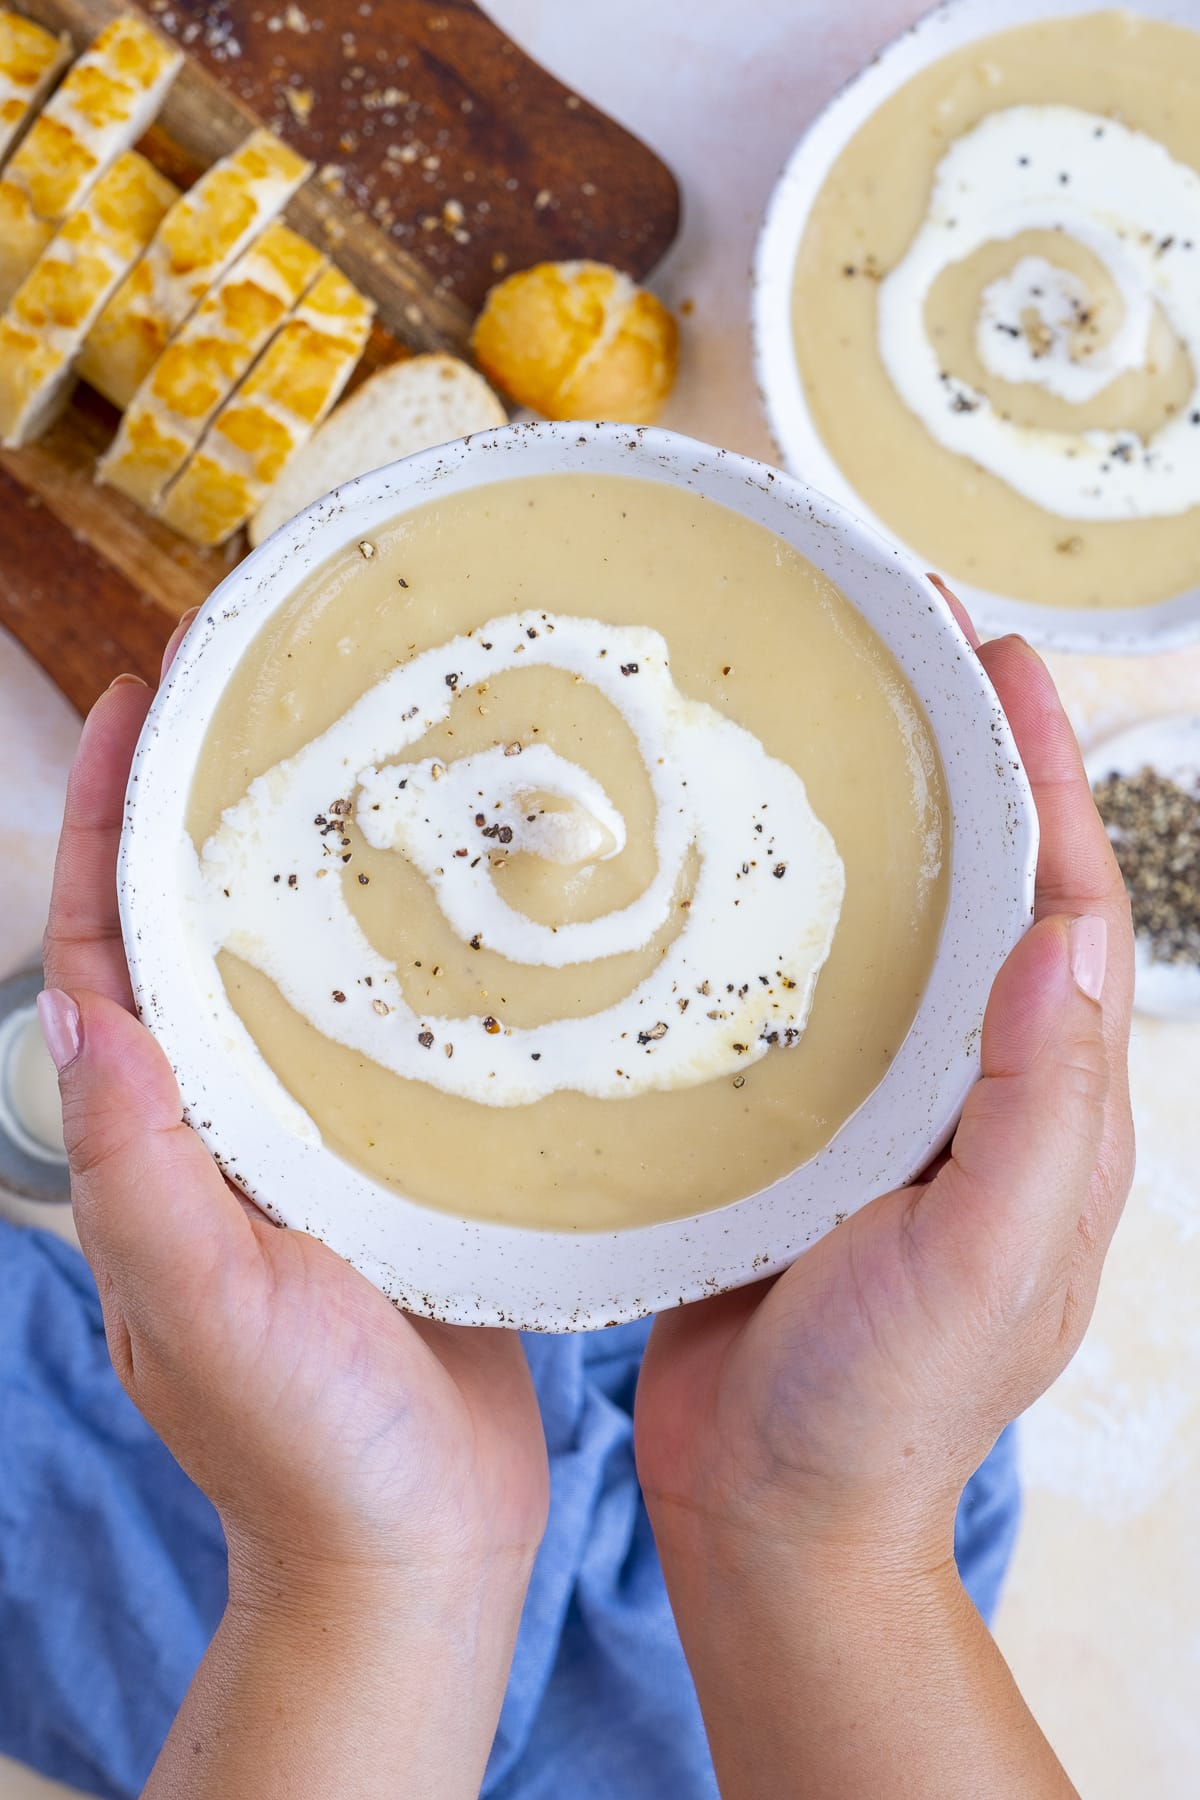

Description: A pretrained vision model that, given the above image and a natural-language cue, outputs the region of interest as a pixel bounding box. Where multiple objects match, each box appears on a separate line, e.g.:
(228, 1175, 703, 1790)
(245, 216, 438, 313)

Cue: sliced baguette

(0, 11, 70, 167)
(159, 266, 375, 546)
(98, 222, 327, 509)
(0, 15, 181, 308)
(0, 148, 177, 446)
(248, 353, 507, 546)
(78, 127, 313, 411)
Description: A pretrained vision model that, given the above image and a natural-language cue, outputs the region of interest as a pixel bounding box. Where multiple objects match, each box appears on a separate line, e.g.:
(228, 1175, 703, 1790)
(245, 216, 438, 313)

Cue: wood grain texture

(0, 464, 169, 707)
(148, 0, 680, 318)
(0, 0, 679, 712)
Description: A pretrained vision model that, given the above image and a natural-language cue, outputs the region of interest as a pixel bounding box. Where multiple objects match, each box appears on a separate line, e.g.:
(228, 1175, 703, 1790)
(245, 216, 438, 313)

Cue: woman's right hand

(41, 622, 550, 1799)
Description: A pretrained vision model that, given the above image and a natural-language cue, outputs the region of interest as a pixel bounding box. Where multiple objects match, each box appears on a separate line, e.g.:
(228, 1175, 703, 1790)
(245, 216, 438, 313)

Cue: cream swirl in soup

(195, 611, 844, 1105)
(878, 106, 1200, 520)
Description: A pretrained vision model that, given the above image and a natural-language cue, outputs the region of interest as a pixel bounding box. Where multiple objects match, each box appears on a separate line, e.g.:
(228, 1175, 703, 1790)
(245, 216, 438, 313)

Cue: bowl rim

(751, 0, 1200, 657)
(119, 419, 1037, 1331)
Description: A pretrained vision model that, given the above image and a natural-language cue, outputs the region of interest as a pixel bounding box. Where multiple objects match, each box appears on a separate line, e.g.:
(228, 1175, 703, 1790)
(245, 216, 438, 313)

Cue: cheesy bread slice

(0, 11, 70, 167)
(98, 222, 327, 509)
(159, 267, 375, 546)
(0, 15, 181, 307)
(0, 149, 177, 446)
(79, 128, 313, 411)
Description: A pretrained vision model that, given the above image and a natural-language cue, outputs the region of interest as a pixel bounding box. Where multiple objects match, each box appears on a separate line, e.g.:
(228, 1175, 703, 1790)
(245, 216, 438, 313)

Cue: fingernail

(1070, 915, 1108, 1002)
(107, 672, 147, 690)
(161, 608, 200, 677)
(37, 989, 81, 1072)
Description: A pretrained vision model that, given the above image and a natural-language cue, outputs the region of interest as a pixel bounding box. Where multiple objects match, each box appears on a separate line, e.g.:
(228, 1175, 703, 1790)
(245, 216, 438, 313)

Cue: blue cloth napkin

(0, 1221, 1019, 1798)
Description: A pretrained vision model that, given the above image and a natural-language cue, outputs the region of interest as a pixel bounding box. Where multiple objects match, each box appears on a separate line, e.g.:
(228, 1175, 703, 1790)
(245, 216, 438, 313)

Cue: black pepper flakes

(483, 1016, 500, 1034)
(1093, 765, 1200, 965)
(637, 1021, 668, 1044)
(332, 990, 346, 1003)
(417, 1030, 435, 1049)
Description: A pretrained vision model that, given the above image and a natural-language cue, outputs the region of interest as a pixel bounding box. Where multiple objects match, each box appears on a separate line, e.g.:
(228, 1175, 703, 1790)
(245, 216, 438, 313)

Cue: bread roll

(78, 127, 313, 411)
(99, 222, 327, 509)
(0, 15, 181, 308)
(0, 149, 176, 447)
(0, 11, 70, 167)
(158, 266, 375, 546)
(471, 260, 677, 424)
(249, 352, 506, 546)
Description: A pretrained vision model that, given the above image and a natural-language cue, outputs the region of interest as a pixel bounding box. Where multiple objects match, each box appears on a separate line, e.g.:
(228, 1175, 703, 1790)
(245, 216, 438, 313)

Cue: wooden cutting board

(0, 0, 680, 711)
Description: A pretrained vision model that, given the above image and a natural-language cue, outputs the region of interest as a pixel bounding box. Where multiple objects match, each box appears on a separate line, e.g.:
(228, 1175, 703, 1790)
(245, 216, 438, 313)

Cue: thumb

(37, 986, 256, 1336)
(915, 915, 1109, 1280)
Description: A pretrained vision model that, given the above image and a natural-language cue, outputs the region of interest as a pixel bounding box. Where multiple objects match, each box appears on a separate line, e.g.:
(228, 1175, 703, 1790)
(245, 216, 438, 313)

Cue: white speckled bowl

(119, 422, 1037, 1331)
(752, 0, 1200, 656)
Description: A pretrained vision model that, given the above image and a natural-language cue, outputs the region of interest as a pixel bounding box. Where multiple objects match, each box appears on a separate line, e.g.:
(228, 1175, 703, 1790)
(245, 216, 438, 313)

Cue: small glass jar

(0, 964, 69, 1203)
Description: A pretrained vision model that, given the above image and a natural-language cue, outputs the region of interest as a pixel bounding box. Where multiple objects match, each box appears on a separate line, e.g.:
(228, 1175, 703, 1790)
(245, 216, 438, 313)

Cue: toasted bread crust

(472, 260, 678, 425)
(79, 127, 313, 410)
(0, 149, 176, 446)
(159, 266, 375, 545)
(98, 221, 327, 508)
(0, 11, 70, 166)
(0, 16, 180, 308)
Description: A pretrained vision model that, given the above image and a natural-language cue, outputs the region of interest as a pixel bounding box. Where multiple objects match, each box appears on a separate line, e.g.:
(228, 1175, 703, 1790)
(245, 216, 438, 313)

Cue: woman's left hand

(634, 604, 1134, 1799)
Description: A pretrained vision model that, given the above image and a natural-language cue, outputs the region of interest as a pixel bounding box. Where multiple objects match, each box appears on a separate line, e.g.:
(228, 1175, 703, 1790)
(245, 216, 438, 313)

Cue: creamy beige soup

(792, 11, 1200, 610)
(188, 475, 948, 1230)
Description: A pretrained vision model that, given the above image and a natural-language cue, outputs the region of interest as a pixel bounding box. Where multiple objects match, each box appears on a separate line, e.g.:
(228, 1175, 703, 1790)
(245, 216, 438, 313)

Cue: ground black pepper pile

(1092, 764, 1200, 966)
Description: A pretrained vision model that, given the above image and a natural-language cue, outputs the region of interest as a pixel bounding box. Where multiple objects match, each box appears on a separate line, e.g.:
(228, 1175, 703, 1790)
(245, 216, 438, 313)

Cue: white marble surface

(1, 1, 1198, 1794)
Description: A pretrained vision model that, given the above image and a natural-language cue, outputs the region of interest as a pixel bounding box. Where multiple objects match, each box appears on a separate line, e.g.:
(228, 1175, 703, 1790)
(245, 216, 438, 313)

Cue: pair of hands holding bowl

(39, 590, 1132, 1799)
